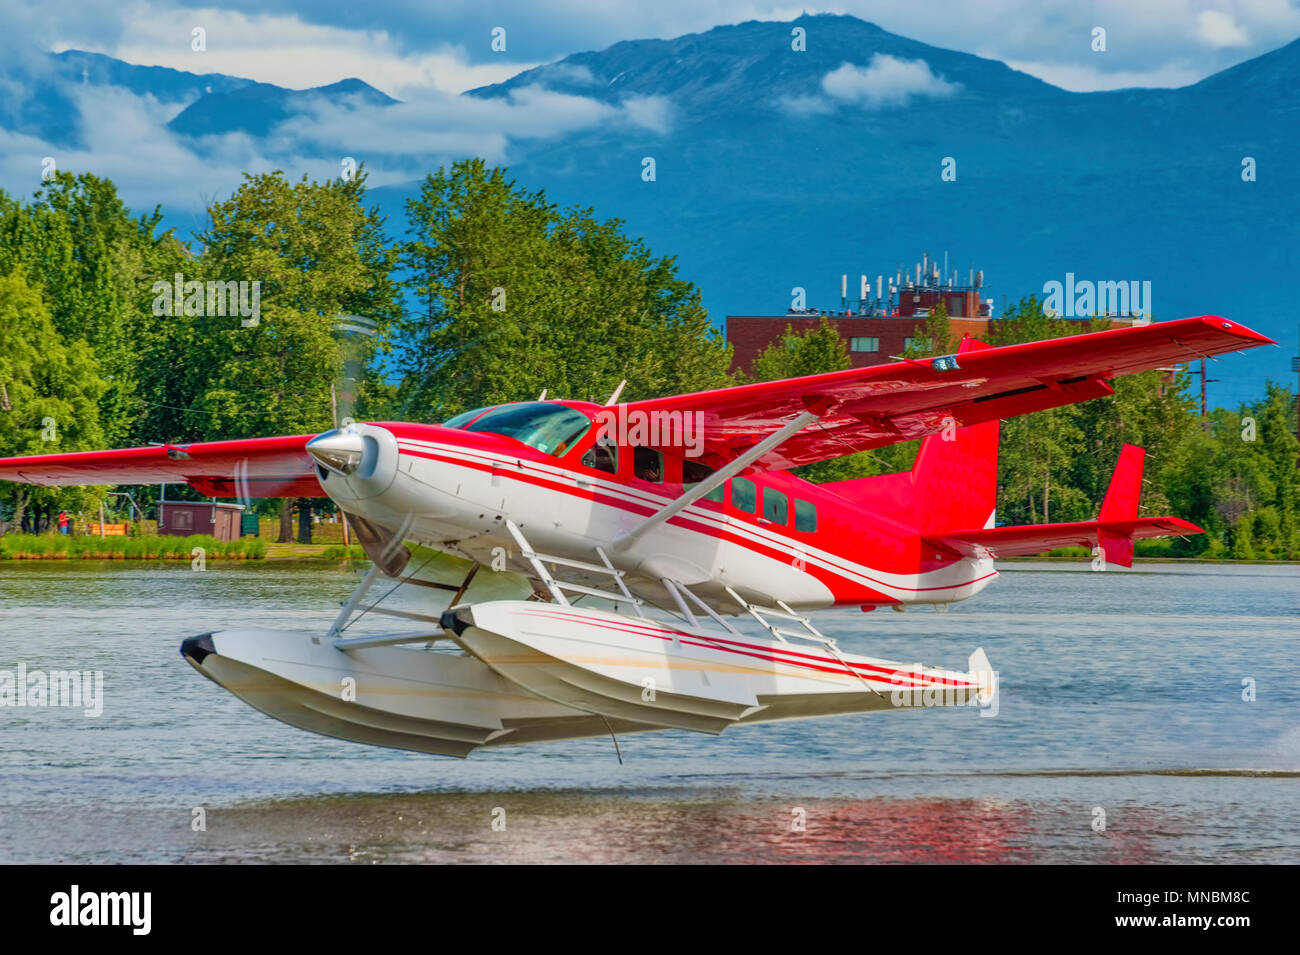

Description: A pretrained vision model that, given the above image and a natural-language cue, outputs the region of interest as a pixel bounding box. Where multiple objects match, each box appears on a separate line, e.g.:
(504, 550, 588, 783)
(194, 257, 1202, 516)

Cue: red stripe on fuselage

(394, 443, 994, 600)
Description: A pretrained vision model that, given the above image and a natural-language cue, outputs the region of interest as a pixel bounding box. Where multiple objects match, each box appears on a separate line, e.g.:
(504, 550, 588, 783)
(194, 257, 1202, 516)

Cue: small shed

(158, 501, 246, 541)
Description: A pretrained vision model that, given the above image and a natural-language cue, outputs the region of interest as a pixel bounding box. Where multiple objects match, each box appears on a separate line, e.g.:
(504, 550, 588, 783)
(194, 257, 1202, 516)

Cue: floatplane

(0, 317, 1273, 756)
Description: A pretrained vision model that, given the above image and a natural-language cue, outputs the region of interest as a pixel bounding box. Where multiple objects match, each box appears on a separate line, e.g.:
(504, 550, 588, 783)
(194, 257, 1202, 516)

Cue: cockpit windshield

(443, 402, 592, 456)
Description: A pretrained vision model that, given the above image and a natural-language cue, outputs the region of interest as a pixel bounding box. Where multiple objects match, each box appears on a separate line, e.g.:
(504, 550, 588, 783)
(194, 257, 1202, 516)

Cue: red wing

(622, 316, 1273, 471)
(0, 434, 323, 498)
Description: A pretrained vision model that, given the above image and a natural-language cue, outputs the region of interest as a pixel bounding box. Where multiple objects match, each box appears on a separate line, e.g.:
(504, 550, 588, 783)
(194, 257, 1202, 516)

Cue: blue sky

(12, 0, 1300, 96)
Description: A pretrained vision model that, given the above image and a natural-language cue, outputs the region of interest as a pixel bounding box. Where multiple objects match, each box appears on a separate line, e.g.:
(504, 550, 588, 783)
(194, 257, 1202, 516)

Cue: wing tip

(1195, 315, 1276, 346)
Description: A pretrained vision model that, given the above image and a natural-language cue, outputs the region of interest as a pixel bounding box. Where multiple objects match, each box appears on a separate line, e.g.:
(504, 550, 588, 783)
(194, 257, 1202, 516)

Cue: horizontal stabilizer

(926, 516, 1202, 566)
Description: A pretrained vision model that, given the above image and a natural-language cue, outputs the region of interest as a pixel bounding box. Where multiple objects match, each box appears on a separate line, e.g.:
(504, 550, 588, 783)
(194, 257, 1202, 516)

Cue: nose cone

(307, 429, 366, 475)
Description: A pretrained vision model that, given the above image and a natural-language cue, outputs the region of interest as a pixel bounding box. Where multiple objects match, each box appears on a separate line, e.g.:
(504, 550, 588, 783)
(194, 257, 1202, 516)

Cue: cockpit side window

(581, 442, 618, 474)
(442, 406, 492, 429)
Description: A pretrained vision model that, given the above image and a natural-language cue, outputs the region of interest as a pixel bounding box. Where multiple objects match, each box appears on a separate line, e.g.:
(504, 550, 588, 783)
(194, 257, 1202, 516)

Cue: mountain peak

(467, 13, 1062, 114)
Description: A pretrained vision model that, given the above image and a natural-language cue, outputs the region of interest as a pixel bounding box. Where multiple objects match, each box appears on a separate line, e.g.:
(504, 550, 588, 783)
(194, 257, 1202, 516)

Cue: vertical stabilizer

(909, 336, 1000, 533)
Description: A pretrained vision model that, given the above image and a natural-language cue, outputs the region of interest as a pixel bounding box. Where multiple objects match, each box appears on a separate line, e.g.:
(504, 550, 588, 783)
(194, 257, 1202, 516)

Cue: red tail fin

(1097, 444, 1145, 566)
(821, 335, 1000, 531)
(907, 336, 999, 532)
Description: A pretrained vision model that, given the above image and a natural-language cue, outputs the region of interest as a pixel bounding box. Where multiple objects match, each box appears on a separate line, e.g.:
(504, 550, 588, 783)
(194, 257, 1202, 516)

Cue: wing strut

(613, 408, 821, 548)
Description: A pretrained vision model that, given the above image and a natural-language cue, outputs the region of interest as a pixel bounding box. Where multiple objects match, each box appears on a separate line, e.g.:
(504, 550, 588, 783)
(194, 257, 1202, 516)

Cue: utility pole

(1190, 359, 1218, 430)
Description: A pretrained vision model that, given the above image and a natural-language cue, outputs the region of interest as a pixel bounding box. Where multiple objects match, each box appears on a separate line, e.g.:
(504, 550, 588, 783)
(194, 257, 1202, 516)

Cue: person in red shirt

(57, 510, 70, 535)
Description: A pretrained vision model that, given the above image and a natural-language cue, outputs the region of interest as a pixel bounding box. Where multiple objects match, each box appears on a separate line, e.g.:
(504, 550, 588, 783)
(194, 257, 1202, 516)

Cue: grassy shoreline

(0, 533, 266, 560)
(0, 534, 1294, 566)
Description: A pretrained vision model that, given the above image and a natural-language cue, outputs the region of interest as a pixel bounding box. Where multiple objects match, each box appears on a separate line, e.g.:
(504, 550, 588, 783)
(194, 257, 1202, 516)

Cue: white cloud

(1196, 10, 1250, 47)
(0, 70, 674, 220)
(779, 54, 959, 114)
(620, 95, 674, 134)
(821, 55, 960, 108)
(61, 3, 538, 97)
(541, 64, 600, 87)
(1002, 59, 1204, 92)
(775, 93, 835, 116)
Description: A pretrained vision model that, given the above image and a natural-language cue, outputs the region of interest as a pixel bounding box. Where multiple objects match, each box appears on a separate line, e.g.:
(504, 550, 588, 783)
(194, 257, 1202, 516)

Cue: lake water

(0, 559, 1296, 863)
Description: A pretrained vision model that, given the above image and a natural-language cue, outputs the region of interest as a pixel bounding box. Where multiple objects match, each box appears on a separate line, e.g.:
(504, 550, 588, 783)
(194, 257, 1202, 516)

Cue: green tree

(0, 269, 107, 528)
(192, 169, 399, 540)
(396, 159, 731, 418)
(901, 298, 957, 358)
(0, 173, 180, 446)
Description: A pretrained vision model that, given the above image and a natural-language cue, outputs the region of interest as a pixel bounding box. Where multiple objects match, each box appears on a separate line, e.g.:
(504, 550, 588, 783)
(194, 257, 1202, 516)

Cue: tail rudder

(910, 336, 999, 533)
(1099, 444, 1144, 522)
(1097, 443, 1144, 567)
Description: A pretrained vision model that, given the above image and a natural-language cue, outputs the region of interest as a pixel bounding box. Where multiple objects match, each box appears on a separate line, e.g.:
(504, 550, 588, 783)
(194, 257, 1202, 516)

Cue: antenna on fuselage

(604, 379, 627, 406)
(537, 388, 548, 400)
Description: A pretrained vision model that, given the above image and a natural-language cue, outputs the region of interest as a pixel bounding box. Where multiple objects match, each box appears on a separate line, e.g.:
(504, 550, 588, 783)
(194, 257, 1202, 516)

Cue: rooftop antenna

(604, 379, 627, 406)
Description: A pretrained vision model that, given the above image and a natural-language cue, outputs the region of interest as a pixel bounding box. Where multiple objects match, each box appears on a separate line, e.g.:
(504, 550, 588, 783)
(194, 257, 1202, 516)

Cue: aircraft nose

(307, 428, 366, 475)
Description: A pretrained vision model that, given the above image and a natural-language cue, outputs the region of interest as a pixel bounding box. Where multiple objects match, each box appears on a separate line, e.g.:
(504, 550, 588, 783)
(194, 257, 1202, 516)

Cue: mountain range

(2, 14, 1296, 406)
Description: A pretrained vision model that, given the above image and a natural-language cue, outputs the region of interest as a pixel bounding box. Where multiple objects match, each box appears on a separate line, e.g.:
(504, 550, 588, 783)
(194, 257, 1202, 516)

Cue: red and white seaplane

(0, 317, 1273, 756)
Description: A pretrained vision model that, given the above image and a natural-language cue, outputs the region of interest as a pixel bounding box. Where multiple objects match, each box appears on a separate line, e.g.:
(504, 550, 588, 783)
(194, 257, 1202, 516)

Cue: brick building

(726, 255, 1141, 375)
(727, 313, 994, 373)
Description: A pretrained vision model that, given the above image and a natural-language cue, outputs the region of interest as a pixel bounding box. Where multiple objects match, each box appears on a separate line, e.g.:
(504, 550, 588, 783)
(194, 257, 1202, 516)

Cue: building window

(794, 499, 817, 533)
(903, 337, 916, 351)
(172, 510, 193, 531)
(849, 336, 879, 353)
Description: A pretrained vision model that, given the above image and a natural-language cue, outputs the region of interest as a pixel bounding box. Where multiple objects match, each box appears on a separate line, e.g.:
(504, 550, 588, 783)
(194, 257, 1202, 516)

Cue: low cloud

(822, 55, 960, 108)
(774, 93, 834, 116)
(1001, 60, 1203, 92)
(779, 53, 959, 115)
(1196, 10, 1250, 49)
(0, 70, 673, 221)
(620, 95, 674, 134)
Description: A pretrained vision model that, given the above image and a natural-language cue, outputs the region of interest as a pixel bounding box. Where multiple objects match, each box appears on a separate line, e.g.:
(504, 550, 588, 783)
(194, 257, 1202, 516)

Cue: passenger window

(763, 487, 788, 525)
(794, 498, 817, 533)
(682, 459, 715, 486)
(730, 476, 756, 513)
(633, 447, 663, 483)
(581, 443, 618, 475)
(702, 485, 724, 503)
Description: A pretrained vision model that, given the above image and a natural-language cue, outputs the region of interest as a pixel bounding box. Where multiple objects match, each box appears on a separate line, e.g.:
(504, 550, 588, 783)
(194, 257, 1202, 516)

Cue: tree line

(0, 160, 1295, 557)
